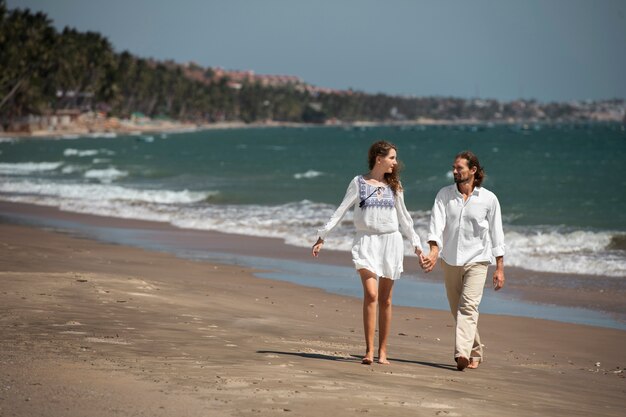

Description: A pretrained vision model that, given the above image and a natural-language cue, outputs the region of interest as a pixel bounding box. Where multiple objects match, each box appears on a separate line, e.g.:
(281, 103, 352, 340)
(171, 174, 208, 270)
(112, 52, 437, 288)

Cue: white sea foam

(84, 167, 128, 183)
(145, 205, 626, 278)
(61, 165, 86, 174)
(506, 229, 611, 255)
(63, 148, 115, 157)
(294, 170, 323, 179)
(0, 137, 18, 143)
(64, 148, 99, 157)
(503, 228, 626, 276)
(0, 179, 215, 205)
(0, 177, 623, 277)
(0, 162, 63, 175)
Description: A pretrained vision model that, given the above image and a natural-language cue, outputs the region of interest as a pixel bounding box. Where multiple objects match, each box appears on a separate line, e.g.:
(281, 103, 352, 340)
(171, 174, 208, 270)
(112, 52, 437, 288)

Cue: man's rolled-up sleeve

(489, 195, 505, 257)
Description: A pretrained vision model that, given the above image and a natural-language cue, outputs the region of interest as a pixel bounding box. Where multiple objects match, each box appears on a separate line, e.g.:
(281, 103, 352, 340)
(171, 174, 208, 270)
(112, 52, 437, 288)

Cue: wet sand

(1, 212, 625, 416)
(1, 200, 625, 319)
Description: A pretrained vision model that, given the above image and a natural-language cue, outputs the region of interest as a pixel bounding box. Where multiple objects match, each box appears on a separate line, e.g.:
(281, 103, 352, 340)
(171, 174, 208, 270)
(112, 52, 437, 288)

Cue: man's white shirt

(427, 184, 505, 266)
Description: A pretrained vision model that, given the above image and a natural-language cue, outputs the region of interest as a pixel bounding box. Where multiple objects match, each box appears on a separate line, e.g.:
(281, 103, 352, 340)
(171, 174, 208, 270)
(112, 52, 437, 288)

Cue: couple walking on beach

(311, 141, 505, 371)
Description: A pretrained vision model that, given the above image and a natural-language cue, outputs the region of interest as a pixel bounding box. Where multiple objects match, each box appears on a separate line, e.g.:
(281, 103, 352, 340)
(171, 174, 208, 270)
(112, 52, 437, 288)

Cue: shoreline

(1, 118, 623, 140)
(0, 216, 625, 416)
(1, 200, 624, 326)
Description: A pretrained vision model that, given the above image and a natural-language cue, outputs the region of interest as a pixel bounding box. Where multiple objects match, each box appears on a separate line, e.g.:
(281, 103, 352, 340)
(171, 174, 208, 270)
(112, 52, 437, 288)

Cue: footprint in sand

(135, 280, 156, 290)
(51, 320, 82, 327)
(421, 402, 454, 409)
(84, 337, 131, 345)
(420, 403, 459, 416)
(126, 292, 158, 298)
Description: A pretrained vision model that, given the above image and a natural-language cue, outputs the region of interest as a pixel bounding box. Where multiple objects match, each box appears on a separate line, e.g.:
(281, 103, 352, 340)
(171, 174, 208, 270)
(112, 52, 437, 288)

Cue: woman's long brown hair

(368, 140, 402, 194)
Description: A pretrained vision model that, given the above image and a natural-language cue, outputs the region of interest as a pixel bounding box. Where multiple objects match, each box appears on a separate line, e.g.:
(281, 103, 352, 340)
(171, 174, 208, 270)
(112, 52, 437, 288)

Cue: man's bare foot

(467, 358, 480, 369)
(456, 356, 470, 371)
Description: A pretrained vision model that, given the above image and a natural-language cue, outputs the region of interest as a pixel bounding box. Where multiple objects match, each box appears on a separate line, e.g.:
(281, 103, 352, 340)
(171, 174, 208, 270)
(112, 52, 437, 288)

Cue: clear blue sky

(8, 0, 626, 102)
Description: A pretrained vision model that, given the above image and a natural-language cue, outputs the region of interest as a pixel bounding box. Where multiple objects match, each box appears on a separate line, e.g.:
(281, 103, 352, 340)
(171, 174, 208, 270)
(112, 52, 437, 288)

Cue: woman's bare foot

(467, 358, 480, 369)
(362, 351, 374, 365)
(377, 350, 390, 364)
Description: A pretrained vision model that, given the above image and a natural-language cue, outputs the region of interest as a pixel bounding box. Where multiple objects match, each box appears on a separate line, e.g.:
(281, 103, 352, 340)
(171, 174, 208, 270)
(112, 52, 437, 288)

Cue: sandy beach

(1, 201, 624, 321)
(1, 206, 625, 416)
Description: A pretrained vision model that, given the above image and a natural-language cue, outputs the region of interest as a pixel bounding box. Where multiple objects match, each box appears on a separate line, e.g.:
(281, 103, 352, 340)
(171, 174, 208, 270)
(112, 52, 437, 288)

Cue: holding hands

(419, 242, 439, 272)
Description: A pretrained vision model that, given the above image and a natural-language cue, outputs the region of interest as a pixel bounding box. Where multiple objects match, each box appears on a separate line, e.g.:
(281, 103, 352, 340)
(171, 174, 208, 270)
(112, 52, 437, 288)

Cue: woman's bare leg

(377, 277, 395, 364)
(359, 269, 378, 364)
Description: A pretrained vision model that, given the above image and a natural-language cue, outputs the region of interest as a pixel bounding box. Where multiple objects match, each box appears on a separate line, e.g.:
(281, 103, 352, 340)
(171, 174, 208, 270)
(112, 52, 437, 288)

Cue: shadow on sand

(257, 350, 458, 371)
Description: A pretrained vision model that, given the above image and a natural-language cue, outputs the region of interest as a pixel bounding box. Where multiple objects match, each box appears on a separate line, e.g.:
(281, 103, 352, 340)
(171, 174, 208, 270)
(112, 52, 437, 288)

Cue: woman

(312, 140, 423, 365)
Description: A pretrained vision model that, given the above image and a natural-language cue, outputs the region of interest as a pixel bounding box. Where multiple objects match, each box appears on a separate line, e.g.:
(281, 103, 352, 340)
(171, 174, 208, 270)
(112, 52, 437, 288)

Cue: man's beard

(454, 175, 469, 184)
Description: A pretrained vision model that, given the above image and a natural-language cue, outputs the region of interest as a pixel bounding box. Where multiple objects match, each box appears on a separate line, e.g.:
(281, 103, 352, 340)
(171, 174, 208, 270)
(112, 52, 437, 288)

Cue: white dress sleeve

(395, 190, 422, 250)
(317, 177, 359, 240)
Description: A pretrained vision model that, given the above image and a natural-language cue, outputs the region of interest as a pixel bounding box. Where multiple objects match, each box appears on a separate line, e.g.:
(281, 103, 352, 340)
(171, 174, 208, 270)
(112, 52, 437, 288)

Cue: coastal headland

(2, 4, 624, 139)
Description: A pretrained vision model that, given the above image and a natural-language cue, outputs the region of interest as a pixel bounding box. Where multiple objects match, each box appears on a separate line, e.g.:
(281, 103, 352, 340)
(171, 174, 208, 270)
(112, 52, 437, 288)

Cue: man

(420, 151, 505, 371)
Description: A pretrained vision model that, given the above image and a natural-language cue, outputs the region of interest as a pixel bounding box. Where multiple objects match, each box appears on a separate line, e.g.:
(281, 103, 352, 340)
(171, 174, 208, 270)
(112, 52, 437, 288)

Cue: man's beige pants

(441, 260, 489, 362)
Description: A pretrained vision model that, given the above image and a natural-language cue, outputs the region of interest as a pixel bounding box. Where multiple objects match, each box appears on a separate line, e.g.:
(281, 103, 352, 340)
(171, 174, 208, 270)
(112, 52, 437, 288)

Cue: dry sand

(1, 221, 625, 416)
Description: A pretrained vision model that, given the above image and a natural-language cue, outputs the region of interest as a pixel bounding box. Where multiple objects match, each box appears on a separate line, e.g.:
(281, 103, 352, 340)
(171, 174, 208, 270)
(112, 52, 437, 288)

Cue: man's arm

(489, 195, 505, 258)
(489, 195, 506, 290)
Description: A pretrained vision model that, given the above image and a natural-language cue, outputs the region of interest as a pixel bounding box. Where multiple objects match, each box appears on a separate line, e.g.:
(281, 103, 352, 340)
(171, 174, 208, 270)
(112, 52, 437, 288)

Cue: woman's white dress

(317, 175, 422, 280)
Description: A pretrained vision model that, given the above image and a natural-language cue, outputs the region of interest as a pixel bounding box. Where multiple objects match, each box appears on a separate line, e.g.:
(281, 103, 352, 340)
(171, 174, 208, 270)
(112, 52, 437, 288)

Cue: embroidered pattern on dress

(358, 176, 395, 209)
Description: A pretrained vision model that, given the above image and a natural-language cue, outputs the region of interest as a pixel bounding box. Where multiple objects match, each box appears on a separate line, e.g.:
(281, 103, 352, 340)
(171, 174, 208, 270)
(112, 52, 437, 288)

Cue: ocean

(1, 123, 625, 278)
